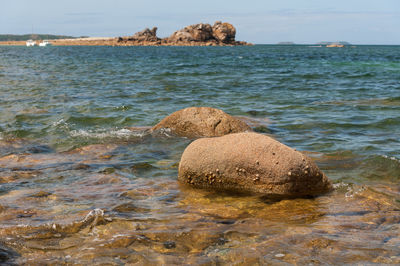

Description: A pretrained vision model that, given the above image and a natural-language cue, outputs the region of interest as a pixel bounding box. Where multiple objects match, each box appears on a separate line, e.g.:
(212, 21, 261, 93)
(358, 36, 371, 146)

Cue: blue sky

(1, 0, 399, 44)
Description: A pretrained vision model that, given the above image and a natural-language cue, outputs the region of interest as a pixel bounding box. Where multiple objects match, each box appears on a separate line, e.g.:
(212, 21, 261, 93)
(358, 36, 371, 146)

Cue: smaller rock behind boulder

(151, 107, 252, 138)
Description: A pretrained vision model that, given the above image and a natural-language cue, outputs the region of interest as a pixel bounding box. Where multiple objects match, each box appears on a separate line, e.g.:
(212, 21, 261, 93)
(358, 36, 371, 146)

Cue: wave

(50, 118, 152, 141)
(2, 209, 110, 244)
(69, 128, 149, 140)
(317, 97, 400, 107)
(282, 117, 400, 131)
(344, 73, 375, 79)
(332, 182, 367, 198)
(360, 155, 400, 181)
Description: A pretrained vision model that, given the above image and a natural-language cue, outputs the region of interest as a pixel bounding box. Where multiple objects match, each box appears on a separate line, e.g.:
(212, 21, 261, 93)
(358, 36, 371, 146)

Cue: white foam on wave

(52, 119, 66, 126)
(332, 182, 349, 189)
(381, 154, 400, 163)
(332, 182, 366, 198)
(158, 127, 172, 137)
(16, 208, 108, 229)
(83, 208, 105, 223)
(70, 128, 147, 139)
(345, 185, 366, 198)
(52, 118, 72, 130)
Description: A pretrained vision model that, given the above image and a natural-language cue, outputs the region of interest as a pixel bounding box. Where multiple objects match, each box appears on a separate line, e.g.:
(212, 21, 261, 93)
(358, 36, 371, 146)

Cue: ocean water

(0, 45, 399, 264)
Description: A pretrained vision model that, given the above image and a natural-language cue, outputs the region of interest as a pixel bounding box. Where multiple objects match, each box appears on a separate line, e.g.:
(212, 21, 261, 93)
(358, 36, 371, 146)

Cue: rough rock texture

(167, 23, 214, 43)
(178, 132, 332, 197)
(212, 21, 236, 43)
(131, 27, 160, 42)
(151, 107, 252, 138)
(114, 21, 251, 46)
(165, 22, 239, 45)
(117, 27, 161, 45)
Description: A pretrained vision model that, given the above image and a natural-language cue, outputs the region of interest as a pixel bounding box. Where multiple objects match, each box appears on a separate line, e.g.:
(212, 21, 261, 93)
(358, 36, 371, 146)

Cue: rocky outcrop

(151, 107, 252, 138)
(117, 27, 161, 45)
(165, 22, 240, 45)
(212, 21, 236, 43)
(178, 132, 332, 198)
(326, 43, 344, 48)
(167, 23, 214, 43)
(116, 21, 251, 46)
(131, 27, 160, 42)
(7, 22, 251, 47)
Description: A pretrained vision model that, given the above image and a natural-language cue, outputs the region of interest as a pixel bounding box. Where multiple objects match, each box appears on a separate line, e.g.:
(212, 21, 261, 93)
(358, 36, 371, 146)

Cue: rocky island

(115, 21, 250, 46)
(0, 21, 252, 46)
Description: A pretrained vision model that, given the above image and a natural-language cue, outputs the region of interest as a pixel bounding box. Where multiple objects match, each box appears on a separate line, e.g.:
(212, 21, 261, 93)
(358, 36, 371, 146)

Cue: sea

(0, 45, 399, 264)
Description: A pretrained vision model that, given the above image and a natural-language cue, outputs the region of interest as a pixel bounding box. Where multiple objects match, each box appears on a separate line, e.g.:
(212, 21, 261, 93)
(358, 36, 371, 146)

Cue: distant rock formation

(117, 21, 251, 46)
(131, 27, 160, 42)
(317, 41, 350, 46)
(326, 43, 344, 48)
(0, 22, 251, 46)
(118, 27, 161, 45)
(212, 21, 236, 43)
(168, 23, 213, 43)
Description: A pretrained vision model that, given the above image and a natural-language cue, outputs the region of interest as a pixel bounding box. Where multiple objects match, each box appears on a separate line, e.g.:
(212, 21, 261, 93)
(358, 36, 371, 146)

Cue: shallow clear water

(0, 45, 399, 264)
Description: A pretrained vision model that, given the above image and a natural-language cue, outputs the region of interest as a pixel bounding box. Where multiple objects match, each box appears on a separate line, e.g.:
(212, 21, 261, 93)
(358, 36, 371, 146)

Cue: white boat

(26, 39, 36, 46)
(39, 40, 52, 47)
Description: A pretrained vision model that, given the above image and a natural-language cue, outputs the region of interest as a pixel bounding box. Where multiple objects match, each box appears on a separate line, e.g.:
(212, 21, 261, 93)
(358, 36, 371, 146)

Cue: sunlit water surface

(0, 45, 399, 264)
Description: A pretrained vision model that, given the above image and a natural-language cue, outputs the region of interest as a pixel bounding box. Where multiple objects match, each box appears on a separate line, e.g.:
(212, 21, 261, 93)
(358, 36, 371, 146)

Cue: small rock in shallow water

(0, 245, 18, 263)
(151, 107, 252, 138)
(29, 191, 52, 198)
(163, 241, 176, 249)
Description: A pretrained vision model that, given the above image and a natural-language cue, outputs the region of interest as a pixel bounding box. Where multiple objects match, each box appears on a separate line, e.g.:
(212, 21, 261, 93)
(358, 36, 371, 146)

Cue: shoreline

(0, 21, 253, 47)
(0, 38, 251, 47)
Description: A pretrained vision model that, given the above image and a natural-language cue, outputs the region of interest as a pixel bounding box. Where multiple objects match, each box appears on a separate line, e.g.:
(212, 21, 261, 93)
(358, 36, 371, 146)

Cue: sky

(1, 0, 399, 44)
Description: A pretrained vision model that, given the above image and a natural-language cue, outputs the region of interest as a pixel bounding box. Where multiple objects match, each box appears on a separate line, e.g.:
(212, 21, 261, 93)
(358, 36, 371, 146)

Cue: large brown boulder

(178, 132, 332, 197)
(212, 21, 236, 44)
(151, 107, 252, 138)
(167, 23, 214, 43)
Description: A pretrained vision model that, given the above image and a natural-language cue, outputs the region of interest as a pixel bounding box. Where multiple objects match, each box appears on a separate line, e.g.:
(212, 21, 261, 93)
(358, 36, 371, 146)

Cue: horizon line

(0, 33, 399, 46)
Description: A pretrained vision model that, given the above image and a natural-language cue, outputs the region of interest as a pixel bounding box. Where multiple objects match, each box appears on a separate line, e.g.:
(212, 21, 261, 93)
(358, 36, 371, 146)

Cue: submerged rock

(151, 107, 252, 138)
(178, 132, 332, 197)
(0, 245, 18, 264)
